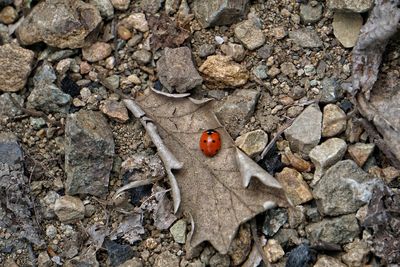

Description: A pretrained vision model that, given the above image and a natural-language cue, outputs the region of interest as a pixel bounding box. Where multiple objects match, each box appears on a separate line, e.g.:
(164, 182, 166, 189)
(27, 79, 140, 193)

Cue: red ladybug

(199, 129, 221, 157)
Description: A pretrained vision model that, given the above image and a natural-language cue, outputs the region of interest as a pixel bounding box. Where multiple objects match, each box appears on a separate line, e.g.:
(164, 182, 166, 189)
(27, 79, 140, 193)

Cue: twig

(260, 119, 294, 159)
(113, 177, 162, 200)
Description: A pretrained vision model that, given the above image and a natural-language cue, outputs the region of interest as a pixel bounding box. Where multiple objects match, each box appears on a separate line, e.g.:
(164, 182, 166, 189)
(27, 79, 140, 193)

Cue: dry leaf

(128, 90, 289, 254)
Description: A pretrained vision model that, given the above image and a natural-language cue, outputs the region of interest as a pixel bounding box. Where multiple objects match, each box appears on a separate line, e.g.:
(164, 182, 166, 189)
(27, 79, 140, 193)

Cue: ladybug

(199, 129, 221, 157)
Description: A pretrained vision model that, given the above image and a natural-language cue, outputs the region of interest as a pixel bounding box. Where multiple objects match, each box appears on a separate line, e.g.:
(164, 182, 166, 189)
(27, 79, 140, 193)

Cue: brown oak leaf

(130, 90, 289, 254)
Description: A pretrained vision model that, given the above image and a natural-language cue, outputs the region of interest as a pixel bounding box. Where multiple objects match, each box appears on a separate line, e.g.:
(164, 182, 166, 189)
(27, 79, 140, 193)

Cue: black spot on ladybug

(212, 140, 215, 143)
(203, 140, 207, 143)
(61, 75, 80, 97)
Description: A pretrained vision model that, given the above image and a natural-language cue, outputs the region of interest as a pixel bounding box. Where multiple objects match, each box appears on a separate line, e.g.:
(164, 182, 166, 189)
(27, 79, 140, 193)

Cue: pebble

(40, 191, 60, 219)
(104, 239, 135, 266)
(214, 35, 224, 45)
(263, 239, 285, 263)
(117, 25, 132, 40)
(272, 26, 286, 40)
(257, 44, 272, 59)
(284, 104, 322, 156)
(154, 251, 179, 267)
(0, 93, 24, 118)
(327, 0, 374, 13)
(333, 11, 363, 48)
(320, 77, 342, 104)
(342, 239, 370, 267)
(283, 148, 312, 172)
(54, 195, 85, 223)
(322, 104, 347, 137)
(169, 219, 186, 244)
(220, 43, 245, 62)
(45, 225, 57, 239)
(300, 1, 323, 24)
(120, 13, 149, 32)
(314, 255, 346, 267)
(228, 224, 251, 266)
(280, 62, 297, 77)
(0, 6, 17, 24)
(100, 100, 129, 122)
(111, 0, 130, 10)
(252, 65, 268, 80)
(262, 208, 288, 236)
(347, 143, 375, 167)
(132, 49, 152, 64)
(235, 129, 268, 158)
(267, 66, 280, 78)
(198, 44, 216, 58)
(209, 253, 230, 267)
(37, 251, 52, 267)
(82, 42, 112, 62)
(304, 64, 316, 76)
(309, 138, 347, 182)
(289, 28, 323, 48)
(199, 55, 249, 88)
(234, 19, 265, 50)
(90, 0, 114, 20)
(276, 168, 313, 205)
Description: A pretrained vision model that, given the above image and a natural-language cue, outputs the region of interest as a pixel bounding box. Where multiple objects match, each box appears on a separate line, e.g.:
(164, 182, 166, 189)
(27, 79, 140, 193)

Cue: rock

(304, 64, 316, 76)
(40, 191, 60, 219)
(170, 219, 186, 244)
(157, 47, 203, 93)
(221, 43, 245, 62)
(0, 132, 23, 165)
(101, 75, 120, 91)
(140, 0, 162, 13)
(288, 205, 305, 228)
(283, 149, 312, 172)
(267, 66, 280, 78)
(117, 25, 132, 40)
(119, 13, 149, 32)
(280, 62, 297, 77)
(199, 55, 249, 88)
(309, 138, 347, 182)
(101, 100, 129, 122)
(320, 77, 342, 104)
(104, 239, 135, 267)
(90, 0, 114, 20)
(253, 65, 268, 80)
(154, 251, 179, 267)
(314, 255, 346, 267)
(234, 19, 265, 50)
(300, 2, 323, 24)
(332, 11, 363, 48)
(348, 143, 375, 167)
(0, 6, 17, 24)
(65, 110, 115, 196)
(111, 0, 130, 10)
(209, 253, 230, 267)
(0, 44, 34, 92)
(262, 208, 288, 236)
(132, 49, 152, 65)
(16, 0, 102, 49)
(313, 160, 374, 216)
(276, 168, 313, 206)
(322, 104, 347, 137)
(37, 251, 52, 267)
(82, 42, 112, 62)
(215, 89, 260, 138)
(327, 0, 374, 13)
(263, 239, 284, 263)
(228, 224, 251, 266)
(198, 44, 216, 58)
(30, 117, 46, 130)
(342, 239, 370, 267)
(193, 0, 249, 28)
(0, 93, 24, 118)
(306, 214, 361, 244)
(284, 104, 322, 156)
(235, 129, 268, 158)
(271, 26, 286, 40)
(117, 258, 143, 267)
(289, 28, 322, 48)
(54, 195, 85, 223)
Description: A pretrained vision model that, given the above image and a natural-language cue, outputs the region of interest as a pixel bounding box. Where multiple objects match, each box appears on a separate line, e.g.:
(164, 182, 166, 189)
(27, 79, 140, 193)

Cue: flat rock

(284, 104, 322, 156)
(300, 2, 323, 24)
(306, 214, 360, 244)
(276, 167, 313, 205)
(0, 93, 24, 119)
(54, 195, 85, 223)
(314, 255, 346, 267)
(313, 160, 374, 216)
(215, 89, 260, 138)
(65, 110, 115, 196)
(193, 0, 249, 28)
(234, 19, 265, 50)
(289, 28, 322, 48)
(170, 219, 186, 244)
(82, 42, 112, 62)
(16, 0, 102, 48)
(0, 132, 23, 165)
(154, 251, 179, 267)
(327, 0, 374, 13)
(332, 11, 363, 48)
(157, 47, 203, 93)
(348, 143, 375, 167)
(309, 138, 347, 182)
(100, 100, 129, 122)
(235, 129, 268, 158)
(199, 55, 249, 88)
(0, 44, 34, 92)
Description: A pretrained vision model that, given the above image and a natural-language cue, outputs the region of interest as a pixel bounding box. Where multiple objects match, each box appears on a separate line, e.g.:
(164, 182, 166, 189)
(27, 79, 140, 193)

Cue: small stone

(170, 219, 186, 244)
(37, 251, 52, 267)
(157, 47, 203, 93)
(304, 64, 316, 76)
(314, 255, 346, 267)
(144, 238, 158, 250)
(252, 65, 268, 80)
(40, 191, 60, 219)
(199, 55, 249, 88)
(198, 44, 216, 58)
(280, 62, 297, 77)
(313, 160, 374, 216)
(257, 44, 272, 59)
(263, 239, 284, 263)
(90, 0, 114, 20)
(117, 25, 132, 40)
(154, 251, 179, 267)
(342, 239, 370, 267)
(104, 239, 135, 267)
(306, 214, 361, 244)
(82, 42, 112, 62)
(262, 208, 288, 236)
(320, 77, 342, 104)
(80, 61, 92, 74)
(289, 29, 322, 48)
(140, 0, 162, 13)
(220, 43, 245, 62)
(0, 44, 35, 92)
(276, 168, 313, 205)
(100, 100, 129, 122)
(54, 195, 85, 223)
(272, 26, 286, 40)
(228, 224, 251, 266)
(46, 225, 57, 239)
(132, 49, 152, 64)
(209, 253, 230, 267)
(111, 0, 130, 10)
(117, 258, 143, 267)
(165, 0, 180, 15)
(0, 6, 17, 24)
(283, 149, 312, 172)
(322, 104, 347, 137)
(267, 66, 280, 78)
(333, 11, 363, 48)
(327, 0, 374, 13)
(120, 13, 148, 32)
(288, 205, 305, 228)
(0, 93, 24, 118)
(348, 143, 375, 167)
(84, 204, 96, 217)
(300, 2, 323, 24)
(309, 138, 347, 182)
(214, 35, 224, 45)
(234, 19, 265, 50)
(284, 104, 322, 156)
(0, 132, 22, 166)
(235, 129, 268, 158)
(273, 228, 301, 247)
